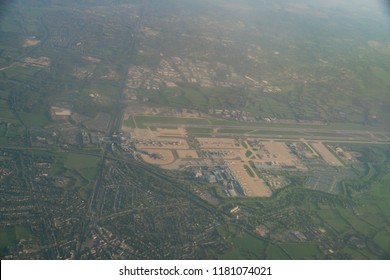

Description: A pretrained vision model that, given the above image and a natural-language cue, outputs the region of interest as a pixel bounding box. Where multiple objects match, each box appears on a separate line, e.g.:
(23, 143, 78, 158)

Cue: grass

(15, 225, 31, 240)
(338, 208, 376, 236)
(53, 153, 96, 200)
(0, 90, 9, 99)
(373, 227, 390, 255)
(0, 225, 31, 256)
(64, 153, 100, 181)
(341, 246, 373, 259)
(367, 173, 390, 220)
(185, 127, 212, 134)
(221, 234, 268, 259)
(3, 65, 41, 80)
(140, 86, 234, 111)
(219, 128, 253, 134)
(18, 111, 50, 127)
(244, 164, 255, 177)
(266, 244, 291, 259)
(210, 117, 387, 132)
(0, 124, 6, 136)
(90, 80, 120, 98)
(245, 150, 253, 158)
(0, 107, 17, 123)
(6, 126, 25, 137)
(123, 116, 136, 128)
(317, 209, 351, 233)
(281, 243, 324, 260)
(249, 130, 307, 136)
(0, 227, 16, 251)
(0, 137, 9, 145)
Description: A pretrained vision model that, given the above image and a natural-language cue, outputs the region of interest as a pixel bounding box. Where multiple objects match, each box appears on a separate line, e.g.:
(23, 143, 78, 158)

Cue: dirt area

(310, 142, 343, 166)
(228, 160, 272, 197)
(156, 127, 186, 137)
(132, 128, 153, 139)
(259, 141, 296, 165)
(302, 142, 318, 158)
(100, 69, 120, 80)
(51, 106, 72, 116)
(139, 149, 175, 165)
(335, 147, 354, 161)
(176, 149, 199, 159)
(82, 56, 101, 63)
(23, 38, 40, 47)
(178, 111, 202, 118)
(24, 57, 51, 67)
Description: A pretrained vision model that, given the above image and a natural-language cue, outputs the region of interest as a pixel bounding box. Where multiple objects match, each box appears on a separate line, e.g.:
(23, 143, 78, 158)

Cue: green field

(281, 243, 324, 260)
(317, 209, 351, 233)
(249, 130, 308, 136)
(19, 111, 50, 127)
(0, 124, 6, 136)
(338, 208, 376, 236)
(266, 244, 291, 260)
(221, 234, 268, 259)
(0, 107, 17, 123)
(219, 128, 253, 134)
(373, 227, 390, 256)
(124, 115, 136, 128)
(244, 164, 255, 177)
(64, 153, 100, 181)
(245, 150, 253, 158)
(50, 153, 101, 200)
(0, 225, 31, 257)
(0, 227, 16, 253)
(6, 125, 25, 137)
(185, 127, 212, 134)
(139, 87, 235, 111)
(0, 137, 8, 145)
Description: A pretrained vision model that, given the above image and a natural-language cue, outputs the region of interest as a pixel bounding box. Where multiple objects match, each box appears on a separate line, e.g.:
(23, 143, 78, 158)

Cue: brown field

(176, 149, 199, 159)
(23, 38, 40, 47)
(259, 141, 297, 165)
(228, 161, 272, 197)
(310, 142, 344, 166)
(24, 56, 51, 67)
(139, 149, 175, 165)
(132, 128, 153, 138)
(302, 142, 318, 158)
(162, 158, 213, 170)
(156, 127, 186, 137)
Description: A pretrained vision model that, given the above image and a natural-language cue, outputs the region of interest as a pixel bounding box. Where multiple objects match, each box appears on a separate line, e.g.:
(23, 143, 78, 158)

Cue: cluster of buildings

(194, 166, 246, 197)
(125, 57, 282, 92)
(209, 109, 253, 122)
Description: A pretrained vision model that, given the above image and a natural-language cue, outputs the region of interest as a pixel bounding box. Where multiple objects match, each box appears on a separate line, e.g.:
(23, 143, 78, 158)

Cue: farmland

(1, 0, 390, 261)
